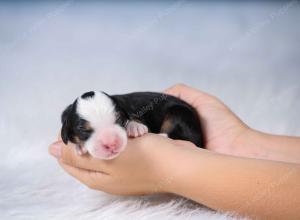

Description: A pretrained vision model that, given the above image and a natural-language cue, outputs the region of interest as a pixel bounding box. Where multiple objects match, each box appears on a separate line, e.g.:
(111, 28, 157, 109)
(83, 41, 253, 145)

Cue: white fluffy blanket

(0, 1, 299, 220)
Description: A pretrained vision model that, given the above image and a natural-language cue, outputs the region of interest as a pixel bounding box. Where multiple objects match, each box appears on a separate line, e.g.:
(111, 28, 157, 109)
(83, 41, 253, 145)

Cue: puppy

(61, 91, 204, 160)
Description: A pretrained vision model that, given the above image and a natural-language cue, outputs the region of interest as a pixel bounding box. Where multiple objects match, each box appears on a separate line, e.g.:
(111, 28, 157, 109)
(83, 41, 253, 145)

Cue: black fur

(61, 104, 73, 144)
(81, 91, 95, 99)
(111, 92, 204, 147)
(61, 91, 204, 148)
(61, 100, 94, 145)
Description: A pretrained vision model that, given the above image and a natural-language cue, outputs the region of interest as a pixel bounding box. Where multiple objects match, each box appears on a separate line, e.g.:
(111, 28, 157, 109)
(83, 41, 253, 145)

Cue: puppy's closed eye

(77, 129, 93, 141)
(75, 120, 93, 141)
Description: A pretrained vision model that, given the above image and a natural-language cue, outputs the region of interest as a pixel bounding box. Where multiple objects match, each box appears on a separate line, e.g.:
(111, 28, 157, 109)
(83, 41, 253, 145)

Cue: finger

(57, 131, 62, 141)
(59, 161, 110, 190)
(164, 83, 211, 101)
(49, 141, 109, 173)
(164, 84, 217, 113)
(173, 139, 196, 148)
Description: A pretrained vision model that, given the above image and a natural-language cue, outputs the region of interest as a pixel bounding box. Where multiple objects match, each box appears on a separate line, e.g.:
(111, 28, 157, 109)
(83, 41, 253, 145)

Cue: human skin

(165, 84, 300, 164)
(49, 84, 300, 219)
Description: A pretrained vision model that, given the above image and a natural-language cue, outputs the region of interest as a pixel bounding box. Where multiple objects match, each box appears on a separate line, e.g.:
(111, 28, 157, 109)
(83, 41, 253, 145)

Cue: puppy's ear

(61, 104, 72, 124)
(61, 104, 72, 144)
(61, 123, 69, 144)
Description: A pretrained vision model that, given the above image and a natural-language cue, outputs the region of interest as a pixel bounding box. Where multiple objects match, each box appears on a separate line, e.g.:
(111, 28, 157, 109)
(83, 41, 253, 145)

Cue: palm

(166, 84, 248, 154)
(193, 97, 247, 153)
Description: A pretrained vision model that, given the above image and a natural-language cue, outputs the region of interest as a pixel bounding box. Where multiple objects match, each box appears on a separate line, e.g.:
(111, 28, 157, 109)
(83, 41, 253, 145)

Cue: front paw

(126, 121, 148, 137)
(75, 144, 88, 156)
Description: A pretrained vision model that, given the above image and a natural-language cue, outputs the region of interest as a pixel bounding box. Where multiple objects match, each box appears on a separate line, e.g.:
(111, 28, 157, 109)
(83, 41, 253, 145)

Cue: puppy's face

(61, 91, 128, 160)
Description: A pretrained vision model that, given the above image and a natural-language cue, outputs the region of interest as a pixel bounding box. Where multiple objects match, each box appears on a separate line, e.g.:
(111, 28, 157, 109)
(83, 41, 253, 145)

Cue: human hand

(49, 133, 198, 195)
(165, 84, 250, 156)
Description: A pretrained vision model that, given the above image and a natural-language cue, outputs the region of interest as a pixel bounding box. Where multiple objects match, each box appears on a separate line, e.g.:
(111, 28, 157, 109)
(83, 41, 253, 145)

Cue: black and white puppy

(61, 91, 204, 160)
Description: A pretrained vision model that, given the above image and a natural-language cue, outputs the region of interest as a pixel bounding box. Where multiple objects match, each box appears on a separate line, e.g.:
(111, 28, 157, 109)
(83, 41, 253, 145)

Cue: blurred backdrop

(0, 1, 299, 219)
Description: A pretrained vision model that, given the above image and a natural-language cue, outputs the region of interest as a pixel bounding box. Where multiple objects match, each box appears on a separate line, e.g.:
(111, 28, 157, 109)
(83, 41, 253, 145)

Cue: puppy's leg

(75, 144, 88, 155)
(159, 133, 168, 137)
(160, 105, 204, 148)
(126, 120, 148, 137)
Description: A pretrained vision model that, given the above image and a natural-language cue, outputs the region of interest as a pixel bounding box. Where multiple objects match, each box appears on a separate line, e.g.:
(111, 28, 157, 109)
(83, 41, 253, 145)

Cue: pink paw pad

(126, 121, 148, 137)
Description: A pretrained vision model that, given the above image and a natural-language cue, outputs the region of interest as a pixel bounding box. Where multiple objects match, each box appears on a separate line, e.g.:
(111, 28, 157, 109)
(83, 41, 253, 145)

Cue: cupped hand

(165, 84, 250, 155)
(49, 133, 197, 195)
(49, 84, 251, 195)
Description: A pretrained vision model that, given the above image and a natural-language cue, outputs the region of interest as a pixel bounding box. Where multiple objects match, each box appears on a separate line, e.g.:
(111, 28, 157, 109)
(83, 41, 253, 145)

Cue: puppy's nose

(98, 129, 122, 151)
(102, 138, 120, 152)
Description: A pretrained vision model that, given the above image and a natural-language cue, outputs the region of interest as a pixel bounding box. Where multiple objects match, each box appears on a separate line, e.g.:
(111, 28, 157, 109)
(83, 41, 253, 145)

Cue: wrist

(162, 146, 208, 195)
(231, 128, 269, 159)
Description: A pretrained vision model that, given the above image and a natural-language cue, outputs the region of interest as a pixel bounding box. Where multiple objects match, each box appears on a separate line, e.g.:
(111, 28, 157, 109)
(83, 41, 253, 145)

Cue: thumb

(49, 141, 63, 158)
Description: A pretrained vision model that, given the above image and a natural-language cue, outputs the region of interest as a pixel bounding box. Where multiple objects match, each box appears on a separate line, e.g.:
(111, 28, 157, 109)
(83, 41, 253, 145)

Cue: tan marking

(73, 136, 80, 144)
(84, 122, 92, 130)
(160, 117, 173, 134)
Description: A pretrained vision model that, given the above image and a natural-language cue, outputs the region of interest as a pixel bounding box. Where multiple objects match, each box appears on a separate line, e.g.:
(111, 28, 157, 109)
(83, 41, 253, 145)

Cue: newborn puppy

(61, 91, 204, 160)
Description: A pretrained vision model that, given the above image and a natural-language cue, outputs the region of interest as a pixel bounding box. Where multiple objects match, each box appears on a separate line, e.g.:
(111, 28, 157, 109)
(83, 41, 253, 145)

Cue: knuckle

(174, 83, 187, 89)
(208, 94, 219, 102)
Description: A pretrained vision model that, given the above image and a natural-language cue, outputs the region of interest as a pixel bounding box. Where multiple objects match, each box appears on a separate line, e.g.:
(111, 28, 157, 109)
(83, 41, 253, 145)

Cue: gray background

(0, 1, 299, 219)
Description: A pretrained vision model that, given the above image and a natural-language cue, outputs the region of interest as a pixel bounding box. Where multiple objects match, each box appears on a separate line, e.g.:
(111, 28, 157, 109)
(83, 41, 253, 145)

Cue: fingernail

(49, 141, 62, 158)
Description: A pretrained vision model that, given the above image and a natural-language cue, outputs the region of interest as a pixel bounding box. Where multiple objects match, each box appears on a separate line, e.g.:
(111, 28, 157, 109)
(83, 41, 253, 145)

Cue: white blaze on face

(76, 91, 127, 160)
(77, 91, 116, 127)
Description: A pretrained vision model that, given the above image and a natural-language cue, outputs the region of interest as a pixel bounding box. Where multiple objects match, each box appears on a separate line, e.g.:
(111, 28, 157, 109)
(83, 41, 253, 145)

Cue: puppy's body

(61, 91, 204, 159)
(112, 92, 203, 147)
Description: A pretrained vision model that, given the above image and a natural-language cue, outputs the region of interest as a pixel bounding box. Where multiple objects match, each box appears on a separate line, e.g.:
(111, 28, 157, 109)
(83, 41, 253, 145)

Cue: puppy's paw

(75, 144, 88, 156)
(159, 133, 168, 138)
(126, 120, 148, 137)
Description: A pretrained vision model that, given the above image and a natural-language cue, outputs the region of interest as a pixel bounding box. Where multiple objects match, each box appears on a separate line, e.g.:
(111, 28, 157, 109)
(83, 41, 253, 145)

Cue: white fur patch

(76, 91, 128, 160)
(159, 133, 168, 137)
(76, 91, 116, 128)
(126, 121, 148, 137)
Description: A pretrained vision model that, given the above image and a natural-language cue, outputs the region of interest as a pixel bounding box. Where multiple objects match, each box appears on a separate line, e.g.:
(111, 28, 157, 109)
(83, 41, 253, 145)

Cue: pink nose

(102, 138, 121, 152)
(97, 129, 122, 152)
(89, 126, 127, 159)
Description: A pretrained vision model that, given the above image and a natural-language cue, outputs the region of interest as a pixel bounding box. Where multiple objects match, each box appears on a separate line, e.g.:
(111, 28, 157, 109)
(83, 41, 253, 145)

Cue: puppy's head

(61, 91, 128, 160)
